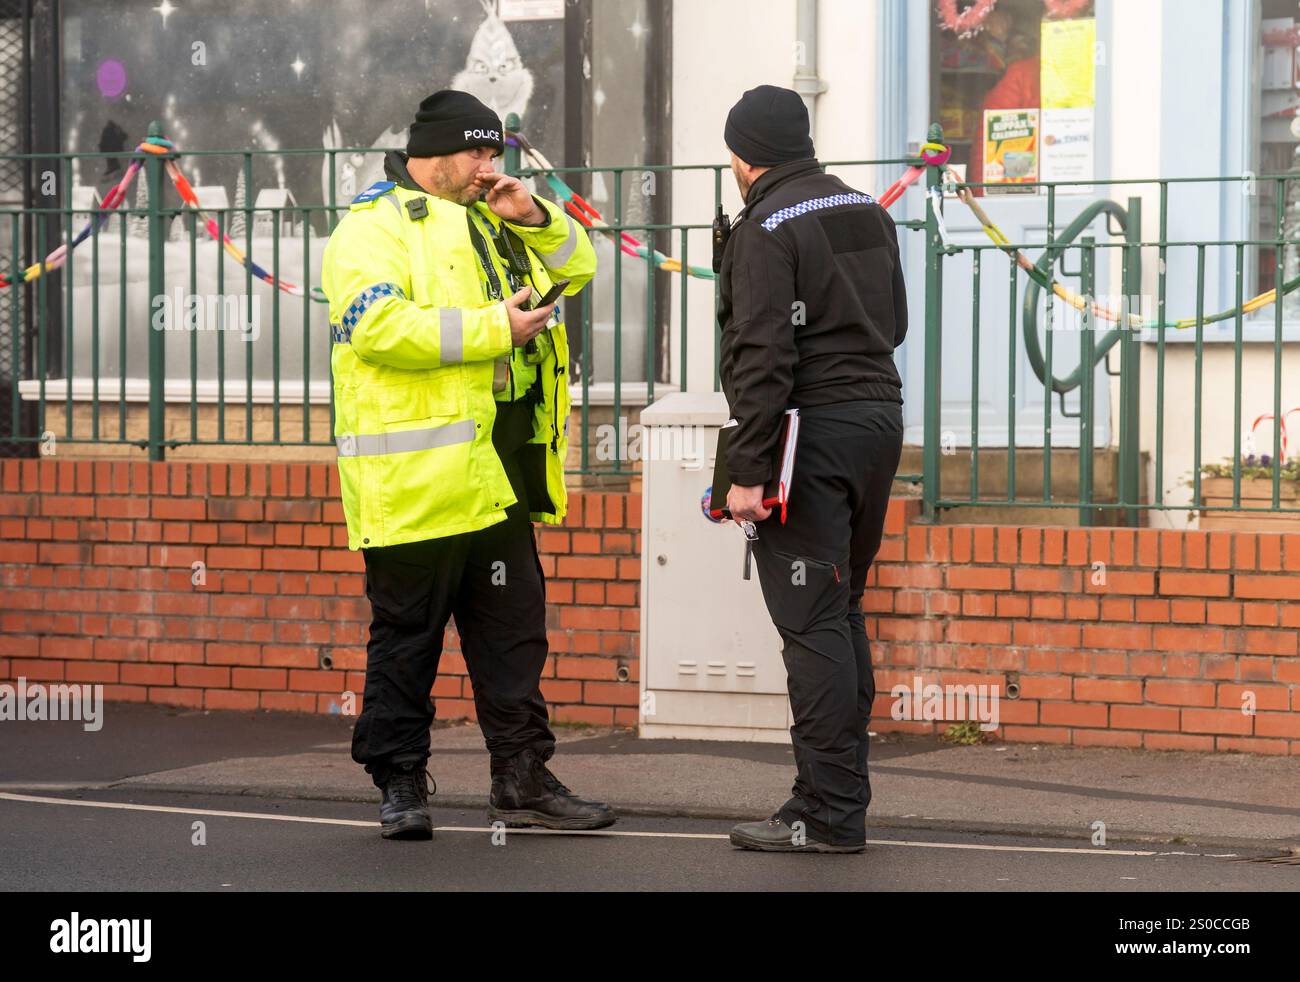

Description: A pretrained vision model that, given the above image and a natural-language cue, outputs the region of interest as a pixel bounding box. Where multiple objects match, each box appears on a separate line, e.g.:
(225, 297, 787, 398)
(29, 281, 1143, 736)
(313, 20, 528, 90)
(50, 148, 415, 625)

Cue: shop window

(930, 0, 1097, 196)
(1258, 0, 1300, 310)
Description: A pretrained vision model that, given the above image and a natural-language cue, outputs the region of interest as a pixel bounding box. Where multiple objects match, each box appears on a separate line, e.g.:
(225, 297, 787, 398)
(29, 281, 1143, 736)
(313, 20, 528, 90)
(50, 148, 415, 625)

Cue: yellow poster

(1041, 18, 1096, 110)
(983, 109, 1039, 194)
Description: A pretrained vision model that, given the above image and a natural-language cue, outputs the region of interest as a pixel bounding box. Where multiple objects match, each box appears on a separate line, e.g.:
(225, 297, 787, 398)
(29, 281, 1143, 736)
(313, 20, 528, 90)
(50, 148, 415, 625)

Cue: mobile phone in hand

(532, 279, 570, 309)
(522, 278, 570, 356)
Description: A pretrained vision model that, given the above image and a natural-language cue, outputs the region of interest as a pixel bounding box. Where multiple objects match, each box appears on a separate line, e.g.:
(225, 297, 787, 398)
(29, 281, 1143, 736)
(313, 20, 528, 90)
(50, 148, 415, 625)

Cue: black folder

(708, 409, 800, 524)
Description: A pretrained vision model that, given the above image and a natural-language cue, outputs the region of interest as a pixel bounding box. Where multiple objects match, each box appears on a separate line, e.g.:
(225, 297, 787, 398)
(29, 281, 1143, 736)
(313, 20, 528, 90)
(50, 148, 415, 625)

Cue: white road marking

(442, 825, 1162, 854)
(0, 791, 376, 828)
(0, 792, 1202, 857)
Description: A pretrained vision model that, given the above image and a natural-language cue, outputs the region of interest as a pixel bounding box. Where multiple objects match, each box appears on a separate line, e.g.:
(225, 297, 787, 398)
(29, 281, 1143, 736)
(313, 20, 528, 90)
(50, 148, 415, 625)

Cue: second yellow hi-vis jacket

(322, 164, 596, 550)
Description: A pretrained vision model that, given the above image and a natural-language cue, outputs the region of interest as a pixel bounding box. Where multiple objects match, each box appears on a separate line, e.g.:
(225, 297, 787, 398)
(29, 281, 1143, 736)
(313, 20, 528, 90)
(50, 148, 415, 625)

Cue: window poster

(1040, 107, 1094, 189)
(1040, 17, 1096, 109)
(1040, 16, 1096, 190)
(983, 108, 1039, 194)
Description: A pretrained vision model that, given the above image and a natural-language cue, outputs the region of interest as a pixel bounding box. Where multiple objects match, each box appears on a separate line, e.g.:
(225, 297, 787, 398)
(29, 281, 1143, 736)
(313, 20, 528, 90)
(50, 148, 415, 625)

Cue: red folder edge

(709, 413, 798, 524)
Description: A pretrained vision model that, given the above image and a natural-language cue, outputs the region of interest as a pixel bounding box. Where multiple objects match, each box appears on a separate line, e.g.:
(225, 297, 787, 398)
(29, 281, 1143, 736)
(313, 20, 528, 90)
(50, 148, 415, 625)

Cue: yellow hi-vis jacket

(321, 176, 596, 550)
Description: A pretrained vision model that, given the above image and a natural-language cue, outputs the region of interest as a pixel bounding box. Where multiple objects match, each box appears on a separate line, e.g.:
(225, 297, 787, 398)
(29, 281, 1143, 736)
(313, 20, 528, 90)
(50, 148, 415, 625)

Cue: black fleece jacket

(717, 157, 908, 486)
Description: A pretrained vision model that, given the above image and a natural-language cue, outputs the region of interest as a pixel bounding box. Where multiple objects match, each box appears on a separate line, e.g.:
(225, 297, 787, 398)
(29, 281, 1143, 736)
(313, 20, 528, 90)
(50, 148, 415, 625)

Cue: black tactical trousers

(351, 418, 556, 789)
(750, 399, 904, 847)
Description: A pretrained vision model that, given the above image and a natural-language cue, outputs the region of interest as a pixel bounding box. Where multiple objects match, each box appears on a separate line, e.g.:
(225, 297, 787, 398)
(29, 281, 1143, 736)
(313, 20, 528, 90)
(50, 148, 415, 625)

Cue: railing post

(504, 112, 521, 176)
(145, 120, 167, 461)
(921, 122, 945, 522)
(1118, 195, 1142, 525)
(1078, 236, 1096, 527)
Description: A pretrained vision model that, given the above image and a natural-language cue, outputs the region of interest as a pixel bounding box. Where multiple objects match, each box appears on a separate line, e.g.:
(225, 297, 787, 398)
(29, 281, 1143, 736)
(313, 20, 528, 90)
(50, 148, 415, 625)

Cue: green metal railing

(505, 116, 920, 479)
(5, 133, 346, 460)
(0, 118, 915, 479)
(6, 118, 1300, 526)
(917, 120, 1300, 525)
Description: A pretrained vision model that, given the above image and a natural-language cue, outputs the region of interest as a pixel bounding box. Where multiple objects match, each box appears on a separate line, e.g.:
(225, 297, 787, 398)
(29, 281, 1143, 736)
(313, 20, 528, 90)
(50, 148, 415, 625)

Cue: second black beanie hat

(724, 84, 815, 167)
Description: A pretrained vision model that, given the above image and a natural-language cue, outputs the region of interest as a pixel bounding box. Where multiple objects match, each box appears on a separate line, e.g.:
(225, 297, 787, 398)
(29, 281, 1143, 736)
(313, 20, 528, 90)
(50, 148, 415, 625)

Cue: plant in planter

(1192, 410, 1300, 530)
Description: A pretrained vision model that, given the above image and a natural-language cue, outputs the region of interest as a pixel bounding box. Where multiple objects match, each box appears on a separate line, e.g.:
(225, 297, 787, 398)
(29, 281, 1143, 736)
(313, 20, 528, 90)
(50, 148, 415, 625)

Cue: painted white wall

(1117, 1, 1294, 529)
(1140, 343, 1300, 524)
(1108, 0, 1163, 184)
(669, 0, 884, 396)
(814, 0, 881, 188)
(670, 0, 792, 396)
(1106, 0, 1162, 479)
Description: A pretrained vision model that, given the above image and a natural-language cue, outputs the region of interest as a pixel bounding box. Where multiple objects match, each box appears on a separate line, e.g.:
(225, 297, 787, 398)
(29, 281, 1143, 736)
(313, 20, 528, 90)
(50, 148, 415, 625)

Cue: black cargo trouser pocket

(753, 547, 850, 638)
(363, 540, 438, 630)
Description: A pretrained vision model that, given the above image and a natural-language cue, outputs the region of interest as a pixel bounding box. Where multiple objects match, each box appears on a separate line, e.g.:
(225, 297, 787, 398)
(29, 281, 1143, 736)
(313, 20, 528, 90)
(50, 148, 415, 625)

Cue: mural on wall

(322, 0, 542, 210)
(452, 0, 537, 119)
(54, 0, 565, 385)
(63, 0, 562, 220)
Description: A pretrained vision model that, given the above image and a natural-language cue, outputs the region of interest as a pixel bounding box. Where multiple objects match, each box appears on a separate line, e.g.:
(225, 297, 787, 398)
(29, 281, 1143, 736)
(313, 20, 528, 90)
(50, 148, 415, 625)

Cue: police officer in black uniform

(717, 85, 908, 853)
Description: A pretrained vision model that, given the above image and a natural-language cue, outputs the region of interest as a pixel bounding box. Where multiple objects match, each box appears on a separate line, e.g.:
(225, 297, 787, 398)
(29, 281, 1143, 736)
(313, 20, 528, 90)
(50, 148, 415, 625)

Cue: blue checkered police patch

(333, 282, 406, 343)
(760, 192, 876, 232)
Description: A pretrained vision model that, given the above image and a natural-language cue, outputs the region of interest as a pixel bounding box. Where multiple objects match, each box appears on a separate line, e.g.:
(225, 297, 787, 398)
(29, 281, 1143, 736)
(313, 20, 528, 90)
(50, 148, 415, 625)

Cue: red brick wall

(867, 500, 1300, 756)
(0, 460, 640, 725)
(2, 461, 1297, 755)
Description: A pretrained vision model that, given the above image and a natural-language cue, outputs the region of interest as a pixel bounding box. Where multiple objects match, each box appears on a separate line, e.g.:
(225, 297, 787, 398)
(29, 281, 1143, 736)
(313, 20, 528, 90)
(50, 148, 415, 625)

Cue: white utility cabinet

(638, 391, 792, 742)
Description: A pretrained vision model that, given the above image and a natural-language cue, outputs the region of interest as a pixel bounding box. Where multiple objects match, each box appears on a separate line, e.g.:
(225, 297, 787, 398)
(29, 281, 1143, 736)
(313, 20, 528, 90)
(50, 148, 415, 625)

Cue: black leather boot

(379, 762, 435, 840)
(729, 813, 865, 853)
(487, 748, 616, 831)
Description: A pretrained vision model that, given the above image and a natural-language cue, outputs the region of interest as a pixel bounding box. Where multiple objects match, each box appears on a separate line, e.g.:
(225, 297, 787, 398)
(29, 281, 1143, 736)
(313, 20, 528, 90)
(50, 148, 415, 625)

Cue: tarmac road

(1, 787, 1294, 892)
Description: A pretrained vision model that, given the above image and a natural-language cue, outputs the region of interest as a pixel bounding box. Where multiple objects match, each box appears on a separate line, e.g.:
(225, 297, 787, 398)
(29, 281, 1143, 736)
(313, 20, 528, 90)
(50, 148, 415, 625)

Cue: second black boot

(379, 762, 435, 840)
(487, 748, 616, 831)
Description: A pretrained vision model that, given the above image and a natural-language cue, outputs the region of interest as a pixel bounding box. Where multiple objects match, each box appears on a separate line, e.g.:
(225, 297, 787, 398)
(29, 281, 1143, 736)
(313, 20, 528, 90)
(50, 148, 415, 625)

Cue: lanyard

(466, 211, 504, 301)
(467, 209, 528, 302)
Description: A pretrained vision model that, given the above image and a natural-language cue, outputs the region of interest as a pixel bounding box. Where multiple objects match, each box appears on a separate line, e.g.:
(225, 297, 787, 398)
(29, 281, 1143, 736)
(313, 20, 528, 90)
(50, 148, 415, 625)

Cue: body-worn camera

(494, 226, 532, 279)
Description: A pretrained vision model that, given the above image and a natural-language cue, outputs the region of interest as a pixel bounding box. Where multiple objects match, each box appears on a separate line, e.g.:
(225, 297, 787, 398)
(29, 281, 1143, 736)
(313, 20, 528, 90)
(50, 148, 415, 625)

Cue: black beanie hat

(724, 84, 815, 167)
(406, 90, 504, 158)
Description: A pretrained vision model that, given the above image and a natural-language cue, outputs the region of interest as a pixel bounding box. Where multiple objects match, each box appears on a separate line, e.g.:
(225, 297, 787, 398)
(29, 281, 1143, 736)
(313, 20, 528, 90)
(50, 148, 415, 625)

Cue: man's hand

(476, 172, 546, 225)
(727, 483, 771, 523)
(503, 286, 554, 347)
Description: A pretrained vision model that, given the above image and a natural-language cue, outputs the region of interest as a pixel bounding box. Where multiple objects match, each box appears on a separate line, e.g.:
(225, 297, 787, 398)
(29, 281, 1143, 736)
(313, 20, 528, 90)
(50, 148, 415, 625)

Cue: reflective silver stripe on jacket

(535, 213, 580, 268)
(336, 418, 476, 457)
(439, 307, 463, 365)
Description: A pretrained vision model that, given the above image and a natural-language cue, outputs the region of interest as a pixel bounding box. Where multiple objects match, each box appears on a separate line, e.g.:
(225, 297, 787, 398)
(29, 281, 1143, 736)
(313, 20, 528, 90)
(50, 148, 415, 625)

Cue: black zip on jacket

(717, 157, 908, 486)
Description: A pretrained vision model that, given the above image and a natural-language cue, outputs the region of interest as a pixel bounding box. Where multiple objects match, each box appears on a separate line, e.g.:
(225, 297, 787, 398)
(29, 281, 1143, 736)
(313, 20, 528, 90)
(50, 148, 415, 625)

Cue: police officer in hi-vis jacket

(322, 90, 614, 840)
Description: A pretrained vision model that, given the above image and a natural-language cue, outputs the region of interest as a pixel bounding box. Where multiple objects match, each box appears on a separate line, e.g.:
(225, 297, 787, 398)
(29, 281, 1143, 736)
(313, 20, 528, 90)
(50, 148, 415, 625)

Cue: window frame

(1241, 0, 1300, 339)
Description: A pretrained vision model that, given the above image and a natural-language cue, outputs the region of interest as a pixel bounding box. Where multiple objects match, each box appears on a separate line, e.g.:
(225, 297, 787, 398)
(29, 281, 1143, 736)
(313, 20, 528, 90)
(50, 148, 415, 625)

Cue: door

(883, 0, 1114, 450)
